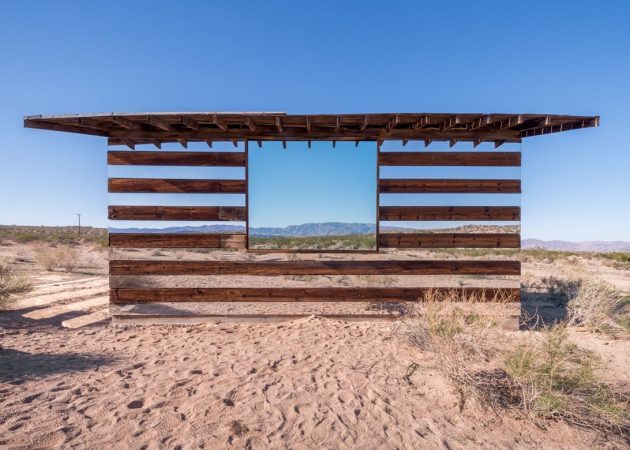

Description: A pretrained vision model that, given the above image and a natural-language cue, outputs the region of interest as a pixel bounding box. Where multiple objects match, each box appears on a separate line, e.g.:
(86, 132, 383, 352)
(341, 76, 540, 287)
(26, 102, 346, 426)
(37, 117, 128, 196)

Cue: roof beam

(120, 139, 135, 150)
(212, 114, 228, 131)
(360, 115, 369, 131)
(112, 116, 140, 130)
(180, 116, 199, 131)
(413, 115, 432, 129)
(245, 117, 256, 132)
(148, 116, 171, 131)
(205, 140, 213, 148)
(440, 115, 461, 130)
(493, 115, 524, 130)
(468, 115, 494, 130)
(387, 114, 400, 131)
(151, 140, 162, 149)
(177, 138, 188, 149)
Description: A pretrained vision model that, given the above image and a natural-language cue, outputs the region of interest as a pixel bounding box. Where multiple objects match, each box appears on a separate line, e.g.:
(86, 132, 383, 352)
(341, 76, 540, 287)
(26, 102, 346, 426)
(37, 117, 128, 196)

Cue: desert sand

(0, 241, 629, 449)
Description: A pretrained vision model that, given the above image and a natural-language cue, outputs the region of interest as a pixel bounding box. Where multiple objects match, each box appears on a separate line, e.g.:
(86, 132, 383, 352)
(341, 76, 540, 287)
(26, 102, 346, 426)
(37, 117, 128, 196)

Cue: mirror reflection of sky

(108, 140, 521, 232)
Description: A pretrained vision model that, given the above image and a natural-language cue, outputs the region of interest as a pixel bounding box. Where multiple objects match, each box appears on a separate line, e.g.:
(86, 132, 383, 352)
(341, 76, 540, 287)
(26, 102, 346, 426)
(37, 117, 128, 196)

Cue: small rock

(223, 398, 234, 407)
(127, 399, 144, 409)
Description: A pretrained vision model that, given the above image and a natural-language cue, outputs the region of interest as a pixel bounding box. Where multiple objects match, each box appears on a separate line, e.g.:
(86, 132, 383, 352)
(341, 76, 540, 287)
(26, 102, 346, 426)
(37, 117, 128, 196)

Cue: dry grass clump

(566, 281, 630, 335)
(0, 258, 32, 306)
(396, 291, 629, 438)
(33, 244, 80, 272)
(394, 289, 501, 409)
(504, 327, 629, 433)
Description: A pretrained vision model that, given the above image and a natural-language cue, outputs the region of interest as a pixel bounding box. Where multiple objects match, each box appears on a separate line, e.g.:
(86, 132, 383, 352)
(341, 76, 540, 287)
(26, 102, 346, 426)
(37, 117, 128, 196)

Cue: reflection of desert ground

(1, 239, 629, 448)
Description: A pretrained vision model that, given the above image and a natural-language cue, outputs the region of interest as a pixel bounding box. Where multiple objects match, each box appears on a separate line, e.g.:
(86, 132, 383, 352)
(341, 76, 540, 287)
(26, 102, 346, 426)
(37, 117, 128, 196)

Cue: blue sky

(0, 1, 629, 240)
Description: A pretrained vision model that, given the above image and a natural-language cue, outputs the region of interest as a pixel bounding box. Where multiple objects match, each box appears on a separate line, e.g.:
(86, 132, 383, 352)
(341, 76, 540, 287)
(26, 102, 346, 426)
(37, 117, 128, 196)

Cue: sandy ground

(1, 316, 628, 449)
(0, 242, 629, 449)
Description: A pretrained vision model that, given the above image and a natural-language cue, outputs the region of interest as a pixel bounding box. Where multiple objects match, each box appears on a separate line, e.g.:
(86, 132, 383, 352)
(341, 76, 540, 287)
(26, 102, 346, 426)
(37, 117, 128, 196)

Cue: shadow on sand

(0, 349, 115, 382)
(520, 291, 570, 330)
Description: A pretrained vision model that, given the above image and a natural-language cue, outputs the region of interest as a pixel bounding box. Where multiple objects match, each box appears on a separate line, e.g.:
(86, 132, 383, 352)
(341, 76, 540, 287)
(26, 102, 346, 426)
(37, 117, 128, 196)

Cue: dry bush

(566, 281, 630, 335)
(504, 326, 629, 433)
(395, 291, 629, 438)
(0, 258, 32, 306)
(394, 289, 501, 409)
(33, 244, 80, 272)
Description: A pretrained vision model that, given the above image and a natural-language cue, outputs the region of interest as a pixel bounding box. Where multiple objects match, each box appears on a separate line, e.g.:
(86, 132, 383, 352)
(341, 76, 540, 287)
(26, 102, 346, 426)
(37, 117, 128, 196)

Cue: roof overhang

(24, 112, 599, 148)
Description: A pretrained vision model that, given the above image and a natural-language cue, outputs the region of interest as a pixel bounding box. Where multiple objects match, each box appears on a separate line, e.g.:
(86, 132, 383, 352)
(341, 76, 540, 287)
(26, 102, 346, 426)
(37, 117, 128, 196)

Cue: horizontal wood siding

(108, 151, 245, 166)
(109, 233, 246, 248)
(379, 233, 521, 249)
(378, 152, 521, 167)
(110, 287, 521, 303)
(108, 178, 246, 194)
(108, 206, 246, 221)
(109, 259, 520, 276)
(379, 206, 520, 221)
(379, 179, 521, 193)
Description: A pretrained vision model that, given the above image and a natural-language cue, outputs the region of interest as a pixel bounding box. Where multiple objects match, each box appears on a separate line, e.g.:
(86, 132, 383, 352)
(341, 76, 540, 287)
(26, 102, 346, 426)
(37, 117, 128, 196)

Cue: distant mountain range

(108, 222, 630, 252)
(522, 239, 630, 253)
(109, 222, 407, 237)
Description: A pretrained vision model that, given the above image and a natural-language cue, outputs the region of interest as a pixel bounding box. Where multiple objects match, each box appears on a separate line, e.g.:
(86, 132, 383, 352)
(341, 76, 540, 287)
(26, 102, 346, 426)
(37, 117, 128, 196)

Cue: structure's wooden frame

(24, 111, 599, 319)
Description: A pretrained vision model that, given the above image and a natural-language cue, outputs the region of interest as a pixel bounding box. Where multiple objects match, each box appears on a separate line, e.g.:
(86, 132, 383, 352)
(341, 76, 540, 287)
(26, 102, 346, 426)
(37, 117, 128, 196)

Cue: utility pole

(77, 213, 81, 237)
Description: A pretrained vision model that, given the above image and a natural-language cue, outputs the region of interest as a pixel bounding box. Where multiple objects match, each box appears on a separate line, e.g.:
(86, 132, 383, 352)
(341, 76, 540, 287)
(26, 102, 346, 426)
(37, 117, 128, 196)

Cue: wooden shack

(24, 112, 598, 322)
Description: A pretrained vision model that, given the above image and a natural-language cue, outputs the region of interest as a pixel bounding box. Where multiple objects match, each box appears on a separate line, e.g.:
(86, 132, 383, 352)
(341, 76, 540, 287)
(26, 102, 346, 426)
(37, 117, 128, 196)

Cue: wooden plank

(379, 206, 520, 221)
(378, 152, 521, 166)
(379, 179, 521, 193)
(108, 233, 246, 248)
(107, 151, 245, 166)
(109, 259, 520, 276)
(108, 178, 246, 194)
(110, 287, 521, 303)
(378, 233, 521, 248)
(108, 206, 246, 221)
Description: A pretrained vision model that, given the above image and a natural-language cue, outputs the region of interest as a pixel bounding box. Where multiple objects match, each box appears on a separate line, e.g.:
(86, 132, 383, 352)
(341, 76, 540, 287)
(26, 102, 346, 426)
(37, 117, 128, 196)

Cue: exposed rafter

(177, 138, 188, 149)
(180, 116, 199, 131)
(25, 112, 599, 146)
(245, 117, 256, 132)
(120, 139, 135, 150)
(360, 115, 369, 131)
(148, 116, 171, 131)
(113, 116, 139, 130)
(212, 114, 228, 131)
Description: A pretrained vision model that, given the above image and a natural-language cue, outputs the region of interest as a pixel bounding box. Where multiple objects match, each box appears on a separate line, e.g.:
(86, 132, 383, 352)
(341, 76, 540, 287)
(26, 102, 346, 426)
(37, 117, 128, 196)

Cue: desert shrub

(597, 252, 630, 270)
(540, 276, 582, 299)
(394, 290, 500, 409)
(566, 281, 630, 335)
(0, 258, 32, 306)
(504, 327, 629, 432)
(33, 244, 80, 272)
(396, 294, 629, 437)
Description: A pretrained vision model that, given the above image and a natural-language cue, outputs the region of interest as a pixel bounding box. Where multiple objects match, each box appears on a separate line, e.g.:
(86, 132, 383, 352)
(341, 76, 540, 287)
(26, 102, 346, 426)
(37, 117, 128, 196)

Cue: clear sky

(0, 1, 629, 240)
